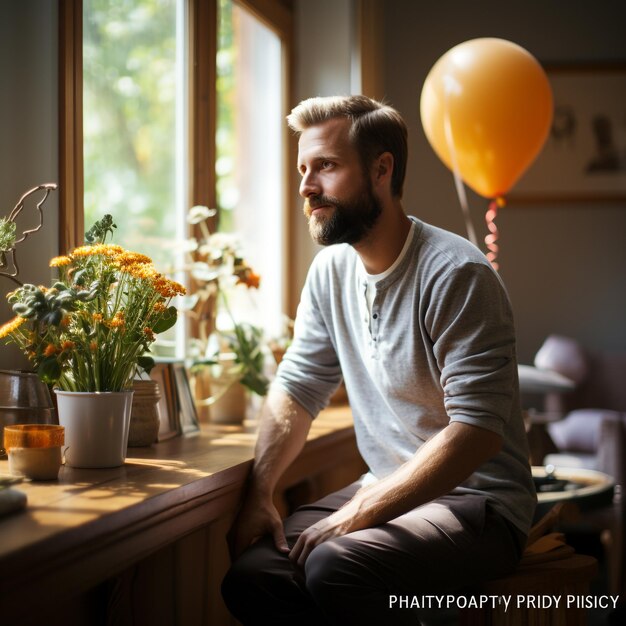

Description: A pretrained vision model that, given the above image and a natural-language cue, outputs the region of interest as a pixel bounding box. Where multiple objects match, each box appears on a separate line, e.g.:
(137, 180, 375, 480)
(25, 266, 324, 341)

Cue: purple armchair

(529, 334, 626, 596)
(533, 335, 626, 484)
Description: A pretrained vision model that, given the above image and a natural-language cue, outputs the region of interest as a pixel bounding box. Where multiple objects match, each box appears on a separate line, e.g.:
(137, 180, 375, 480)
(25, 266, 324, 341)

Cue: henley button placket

(371, 305, 380, 355)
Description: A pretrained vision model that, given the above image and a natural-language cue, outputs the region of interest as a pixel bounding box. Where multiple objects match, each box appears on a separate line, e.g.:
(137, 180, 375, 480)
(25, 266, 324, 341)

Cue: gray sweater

(274, 216, 536, 535)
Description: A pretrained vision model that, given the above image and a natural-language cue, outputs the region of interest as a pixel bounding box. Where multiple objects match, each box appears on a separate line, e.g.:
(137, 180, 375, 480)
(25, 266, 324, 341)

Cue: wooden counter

(0, 405, 365, 626)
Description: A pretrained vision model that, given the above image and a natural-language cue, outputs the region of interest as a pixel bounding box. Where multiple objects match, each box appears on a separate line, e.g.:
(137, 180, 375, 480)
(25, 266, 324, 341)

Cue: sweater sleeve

(271, 257, 343, 417)
(424, 261, 518, 436)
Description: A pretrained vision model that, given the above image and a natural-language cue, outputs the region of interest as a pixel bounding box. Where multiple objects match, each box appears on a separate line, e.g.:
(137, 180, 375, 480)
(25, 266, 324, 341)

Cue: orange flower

(44, 343, 58, 357)
(0, 316, 26, 339)
(90, 340, 97, 352)
(143, 327, 155, 342)
(153, 275, 186, 298)
(71, 243, 124, 258)
(49, 255, 72, 267)
(109, 312, 125, 328)
(114, 251, 153, 267)
(237, 269, 261, 289)
(61, 340, 75, 351)
(118, 262, 158, 281)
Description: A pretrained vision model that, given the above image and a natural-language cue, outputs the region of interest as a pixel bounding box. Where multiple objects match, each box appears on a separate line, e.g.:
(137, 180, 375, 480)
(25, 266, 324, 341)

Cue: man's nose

(299, 171, 320, 198)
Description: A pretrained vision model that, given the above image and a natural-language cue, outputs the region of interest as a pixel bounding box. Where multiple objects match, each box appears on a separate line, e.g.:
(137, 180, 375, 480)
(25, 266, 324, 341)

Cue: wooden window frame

(59, 0, 84, 254)
(58, 0, 294, 311)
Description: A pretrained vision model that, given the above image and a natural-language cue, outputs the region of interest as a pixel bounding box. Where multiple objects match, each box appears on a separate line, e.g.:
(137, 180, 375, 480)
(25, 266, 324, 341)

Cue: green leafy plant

(189, 292, 269, 398)
(0, 218, 16, 253)
(0, 215, 185, 391)
(227, 322, 269, 396)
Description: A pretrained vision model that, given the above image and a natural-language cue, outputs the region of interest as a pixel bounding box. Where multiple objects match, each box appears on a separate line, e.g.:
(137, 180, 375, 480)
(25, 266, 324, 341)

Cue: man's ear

(373, 152, 394, 188)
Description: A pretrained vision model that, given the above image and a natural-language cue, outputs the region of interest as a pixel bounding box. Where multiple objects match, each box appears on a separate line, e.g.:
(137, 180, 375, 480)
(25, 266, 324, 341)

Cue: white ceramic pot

(55, 390, 134, 468)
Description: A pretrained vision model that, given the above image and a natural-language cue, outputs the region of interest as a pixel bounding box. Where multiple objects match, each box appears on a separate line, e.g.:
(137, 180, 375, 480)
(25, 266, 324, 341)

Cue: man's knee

(305, 539, 361, 601)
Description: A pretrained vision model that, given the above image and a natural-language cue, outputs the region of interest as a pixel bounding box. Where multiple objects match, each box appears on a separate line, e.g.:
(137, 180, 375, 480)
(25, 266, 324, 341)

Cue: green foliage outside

(83, 0, 238, 260)
(83, 0, 179, 270)
(216, 0, 236, 232)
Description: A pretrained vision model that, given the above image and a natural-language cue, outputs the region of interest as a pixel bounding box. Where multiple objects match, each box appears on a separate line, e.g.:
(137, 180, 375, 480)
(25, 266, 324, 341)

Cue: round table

(518, 364, 576, 394)
(532, 465, 615, 519)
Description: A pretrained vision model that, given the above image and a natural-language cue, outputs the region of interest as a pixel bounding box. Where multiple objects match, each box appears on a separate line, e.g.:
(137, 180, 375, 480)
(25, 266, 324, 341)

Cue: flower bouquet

(1, 215, 185, 391)
(176, 206, 269, 420)
(0, 215, 185, 467)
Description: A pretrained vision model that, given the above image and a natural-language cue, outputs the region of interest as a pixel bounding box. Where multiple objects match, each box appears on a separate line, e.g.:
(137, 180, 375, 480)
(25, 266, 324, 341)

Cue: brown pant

(222, 482, 526, 626)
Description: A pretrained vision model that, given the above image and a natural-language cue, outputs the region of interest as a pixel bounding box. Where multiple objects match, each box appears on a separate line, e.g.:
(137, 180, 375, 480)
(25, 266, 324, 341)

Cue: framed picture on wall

(509, 64, 626, 203)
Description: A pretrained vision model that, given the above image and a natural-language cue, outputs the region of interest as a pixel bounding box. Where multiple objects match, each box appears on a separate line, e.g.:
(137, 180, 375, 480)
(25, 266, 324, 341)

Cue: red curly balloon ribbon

(484, 197, 506, 272)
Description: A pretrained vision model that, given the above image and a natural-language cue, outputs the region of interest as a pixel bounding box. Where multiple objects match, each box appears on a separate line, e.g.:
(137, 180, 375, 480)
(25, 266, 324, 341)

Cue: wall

(292, 0, 357, 306)
(0, 0, 59, 369)
(380, 0, 626, 362)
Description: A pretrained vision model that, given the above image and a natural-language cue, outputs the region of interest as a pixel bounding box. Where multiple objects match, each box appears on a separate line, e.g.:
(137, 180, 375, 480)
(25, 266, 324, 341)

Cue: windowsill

(0, 404, 362, 624)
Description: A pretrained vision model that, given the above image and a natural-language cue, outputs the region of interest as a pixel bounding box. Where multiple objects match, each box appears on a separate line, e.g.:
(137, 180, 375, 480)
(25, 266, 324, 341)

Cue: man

(222, 95, 535, 625)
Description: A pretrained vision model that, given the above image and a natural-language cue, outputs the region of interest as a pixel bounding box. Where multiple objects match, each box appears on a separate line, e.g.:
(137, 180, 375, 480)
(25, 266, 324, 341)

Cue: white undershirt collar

(357, 220, 416, 317)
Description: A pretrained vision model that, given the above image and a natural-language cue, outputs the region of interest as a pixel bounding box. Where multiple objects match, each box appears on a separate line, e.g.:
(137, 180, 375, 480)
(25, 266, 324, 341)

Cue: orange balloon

(420, 38, 553, 198)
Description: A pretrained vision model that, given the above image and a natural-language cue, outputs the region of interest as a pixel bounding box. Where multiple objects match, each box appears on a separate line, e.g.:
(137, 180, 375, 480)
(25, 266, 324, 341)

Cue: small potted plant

(0, 215, 185, 467)
(176, 205, 269, 423)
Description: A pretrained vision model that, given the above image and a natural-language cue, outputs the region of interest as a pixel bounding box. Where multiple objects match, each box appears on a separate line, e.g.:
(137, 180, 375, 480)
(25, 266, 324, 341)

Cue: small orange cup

(4, 424, 65, 480)
(3, 424, 65, 450)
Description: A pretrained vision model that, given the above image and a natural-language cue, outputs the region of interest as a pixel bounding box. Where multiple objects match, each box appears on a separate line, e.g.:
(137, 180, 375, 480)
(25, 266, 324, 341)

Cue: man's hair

(287, 95, 408, 198)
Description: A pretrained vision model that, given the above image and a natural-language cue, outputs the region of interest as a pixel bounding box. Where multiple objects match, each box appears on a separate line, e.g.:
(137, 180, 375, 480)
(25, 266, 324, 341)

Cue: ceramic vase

(209, 381, 248, 424)
(55, 389, 133, 468)
(191, 353, 243, 424)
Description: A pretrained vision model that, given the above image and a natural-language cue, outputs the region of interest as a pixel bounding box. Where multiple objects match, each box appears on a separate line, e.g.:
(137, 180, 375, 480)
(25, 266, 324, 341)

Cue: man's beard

(303, 185, 383, 246)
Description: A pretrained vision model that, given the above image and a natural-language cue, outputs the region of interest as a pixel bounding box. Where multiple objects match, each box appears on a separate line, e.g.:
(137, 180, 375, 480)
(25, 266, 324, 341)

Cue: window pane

(217, 0, 285, 337)
(83, 0, 186, 273)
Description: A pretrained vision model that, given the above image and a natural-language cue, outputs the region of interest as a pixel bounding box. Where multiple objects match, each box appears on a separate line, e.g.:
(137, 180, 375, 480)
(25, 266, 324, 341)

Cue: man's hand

(290, 421, 502, 569)
(228, 491, 289, 559)
(227, 390, 313, 560)
(289, 502, 361, 569)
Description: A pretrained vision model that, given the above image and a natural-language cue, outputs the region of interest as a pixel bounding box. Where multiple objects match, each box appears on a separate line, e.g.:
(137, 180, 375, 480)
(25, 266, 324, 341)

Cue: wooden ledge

(0, 405, 362, 625)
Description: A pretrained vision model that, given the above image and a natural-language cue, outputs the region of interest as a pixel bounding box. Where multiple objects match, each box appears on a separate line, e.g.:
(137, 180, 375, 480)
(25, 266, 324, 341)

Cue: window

(83, 0, 188, 272)
(82, 0, 188, 357)
(216, 0, 285, 335)
(61, 0, 292, 352)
